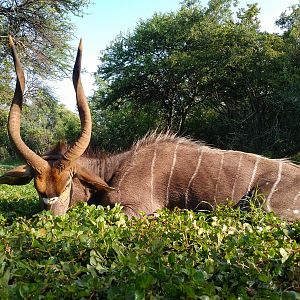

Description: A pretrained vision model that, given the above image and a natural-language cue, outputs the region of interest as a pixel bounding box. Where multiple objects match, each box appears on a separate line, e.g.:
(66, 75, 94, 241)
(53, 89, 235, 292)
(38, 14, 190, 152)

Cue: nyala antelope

(1, 36, 300, 220)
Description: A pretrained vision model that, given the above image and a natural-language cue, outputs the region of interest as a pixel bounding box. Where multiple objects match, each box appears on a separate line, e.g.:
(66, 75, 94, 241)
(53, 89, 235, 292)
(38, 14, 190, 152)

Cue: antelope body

(1, 37, 300, 220)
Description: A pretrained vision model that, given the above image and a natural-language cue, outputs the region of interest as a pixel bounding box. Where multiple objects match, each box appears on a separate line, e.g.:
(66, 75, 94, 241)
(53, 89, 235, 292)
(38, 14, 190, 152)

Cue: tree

(90, 99, 162, 152)
(0, 57, 13, 160)
(194, 3, 300, 155)
(93, 0, 300, 156)
(94, 0, 242, 132)
(94, 5, 205, 132)
(0, 0, 90, 160)
(0, 0, 90, 78)
(1, 86, 81, 159)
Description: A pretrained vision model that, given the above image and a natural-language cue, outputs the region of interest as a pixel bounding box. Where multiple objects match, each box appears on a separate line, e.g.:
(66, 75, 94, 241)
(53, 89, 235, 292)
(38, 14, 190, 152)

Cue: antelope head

(0, 36, 113, 216)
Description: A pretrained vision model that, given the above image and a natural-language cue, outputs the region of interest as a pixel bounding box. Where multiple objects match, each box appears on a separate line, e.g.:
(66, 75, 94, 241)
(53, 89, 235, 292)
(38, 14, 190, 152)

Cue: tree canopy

(1, 0, 300, 159)
(92, 0, 300, 156)
(0, 0, 90, 78)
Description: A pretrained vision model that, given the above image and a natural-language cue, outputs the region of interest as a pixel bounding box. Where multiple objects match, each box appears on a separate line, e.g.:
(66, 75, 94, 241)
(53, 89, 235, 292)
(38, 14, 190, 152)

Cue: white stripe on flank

(150, 146, 157, 208)
(247, 156, 261, 191)
(231, 153, 244, 200)
(166, 142, 180, 202)
(117, 149, 138, 201)
(292, 191, 300, 207)
(185, 148, 203, 207)
(266, 160, 283, 211)
(214, 152, 225, 201)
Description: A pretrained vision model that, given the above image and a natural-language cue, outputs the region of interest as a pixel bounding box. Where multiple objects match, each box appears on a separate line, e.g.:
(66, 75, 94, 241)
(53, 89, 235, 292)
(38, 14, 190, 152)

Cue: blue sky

(53, 0, 299, 111)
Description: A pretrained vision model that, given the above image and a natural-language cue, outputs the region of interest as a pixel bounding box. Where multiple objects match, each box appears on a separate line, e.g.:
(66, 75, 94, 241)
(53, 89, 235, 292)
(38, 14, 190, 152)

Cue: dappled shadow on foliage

(0, 200, 300, 298)
(0, 170, 300, 298)
(0, 179, 41, 224)
(0, 197, 40, 224)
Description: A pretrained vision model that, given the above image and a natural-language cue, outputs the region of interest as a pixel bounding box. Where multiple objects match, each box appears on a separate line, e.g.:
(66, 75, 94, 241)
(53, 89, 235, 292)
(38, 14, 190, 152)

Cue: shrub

(0, 174, 299, 299)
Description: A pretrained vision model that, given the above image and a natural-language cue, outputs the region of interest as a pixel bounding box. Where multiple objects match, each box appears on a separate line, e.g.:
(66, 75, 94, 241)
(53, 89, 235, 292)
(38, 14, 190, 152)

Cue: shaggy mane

(133, 131, 205, 152)
(45, 134, 300, 170)
(132, 132, 300, 169)
(83, 147, 110, 160)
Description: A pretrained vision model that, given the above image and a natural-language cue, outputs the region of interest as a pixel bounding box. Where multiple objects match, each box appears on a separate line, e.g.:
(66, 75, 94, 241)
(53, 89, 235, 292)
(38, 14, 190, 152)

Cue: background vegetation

(91, 0, 300, 156)
(0, 0, 299, 158)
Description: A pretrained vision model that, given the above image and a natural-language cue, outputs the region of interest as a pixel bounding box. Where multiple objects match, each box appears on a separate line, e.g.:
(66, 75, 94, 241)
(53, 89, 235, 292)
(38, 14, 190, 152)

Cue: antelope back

(102, 133, 300, 221)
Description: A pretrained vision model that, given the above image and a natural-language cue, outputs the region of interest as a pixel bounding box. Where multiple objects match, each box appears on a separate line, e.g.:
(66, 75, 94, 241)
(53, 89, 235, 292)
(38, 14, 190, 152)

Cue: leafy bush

(0, 172, 299, 299)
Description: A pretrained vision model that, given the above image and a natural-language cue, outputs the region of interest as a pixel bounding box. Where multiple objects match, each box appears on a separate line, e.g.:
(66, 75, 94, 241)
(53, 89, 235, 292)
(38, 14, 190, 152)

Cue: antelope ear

(75, 165, 114, 192)
(0, 165, 34, 185)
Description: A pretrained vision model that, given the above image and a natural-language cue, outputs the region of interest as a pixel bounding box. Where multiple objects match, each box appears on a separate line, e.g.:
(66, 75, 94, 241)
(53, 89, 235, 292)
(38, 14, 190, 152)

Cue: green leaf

(279, 247, 289, 263)
(258, 273, 271, 283)
(281, 291, 300, 300)
(168, 252, 176, 266)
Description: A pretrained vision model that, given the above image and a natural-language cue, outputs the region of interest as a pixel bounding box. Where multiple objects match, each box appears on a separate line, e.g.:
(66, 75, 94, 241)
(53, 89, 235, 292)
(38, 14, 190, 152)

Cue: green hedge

(0, 182, 299, 299)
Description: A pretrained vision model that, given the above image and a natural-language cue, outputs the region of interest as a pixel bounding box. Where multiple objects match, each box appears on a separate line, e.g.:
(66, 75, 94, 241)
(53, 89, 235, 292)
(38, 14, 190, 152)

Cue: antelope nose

(43, 197, 59, 205)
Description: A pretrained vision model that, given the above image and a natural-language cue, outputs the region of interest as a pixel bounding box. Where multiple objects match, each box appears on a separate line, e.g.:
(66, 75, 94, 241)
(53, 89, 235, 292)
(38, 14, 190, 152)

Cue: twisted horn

(8, 35, 48, 173)
(58, 39, 92, 169)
